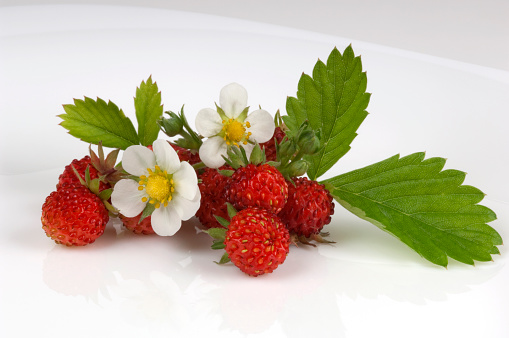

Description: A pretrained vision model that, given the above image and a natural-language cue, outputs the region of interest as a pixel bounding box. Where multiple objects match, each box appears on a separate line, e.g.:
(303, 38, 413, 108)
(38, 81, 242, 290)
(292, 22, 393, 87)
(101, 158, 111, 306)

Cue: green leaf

(135, 76, 163, 146)
(323, 152, 501, 267)
(60, 97, 139, 149)
(285, 45, 371, 180)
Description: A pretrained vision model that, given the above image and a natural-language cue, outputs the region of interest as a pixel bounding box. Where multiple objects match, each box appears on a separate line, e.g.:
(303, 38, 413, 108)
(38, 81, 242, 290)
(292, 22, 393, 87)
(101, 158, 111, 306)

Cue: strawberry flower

(195, 83, 275, 168)
(111, 139, 200, 236)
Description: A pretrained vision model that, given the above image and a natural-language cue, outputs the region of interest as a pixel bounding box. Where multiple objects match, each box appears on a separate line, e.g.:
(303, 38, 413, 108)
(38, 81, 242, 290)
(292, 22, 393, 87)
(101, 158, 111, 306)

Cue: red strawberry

(42, 183, 109, 246)
(171, 144, 201, 165)
(260, 126, 286, 162)
(196, 166, 231, 228)
(119, 213, 155, 235)
(224, 207, 290, 277)
(226, 164, 288, 214)
(278, 177, 335, 239)
(57, 156, 111, 192)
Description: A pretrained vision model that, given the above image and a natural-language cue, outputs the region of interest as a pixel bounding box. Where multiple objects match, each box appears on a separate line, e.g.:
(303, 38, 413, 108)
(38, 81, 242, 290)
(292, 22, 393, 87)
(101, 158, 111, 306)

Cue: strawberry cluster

(41, 149, 116, 246)
(42, 104, 334, 278)
(199, 126, 335, 277)
(41, 142, 199, 245)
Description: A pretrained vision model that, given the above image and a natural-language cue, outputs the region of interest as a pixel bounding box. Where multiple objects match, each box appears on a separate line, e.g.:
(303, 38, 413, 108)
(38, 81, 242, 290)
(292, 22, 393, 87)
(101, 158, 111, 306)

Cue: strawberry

(57, 156, 111, 192)
(196, 166, 231, 228)
(278, 177, 335, 240)
(171, 144, 201, 165)
(41, 183, 109, 246)
(226, 163, 288, 214)
(224, 207, 290, 276)
(119, 213, 155, 235)
(260, 126, 286, 162)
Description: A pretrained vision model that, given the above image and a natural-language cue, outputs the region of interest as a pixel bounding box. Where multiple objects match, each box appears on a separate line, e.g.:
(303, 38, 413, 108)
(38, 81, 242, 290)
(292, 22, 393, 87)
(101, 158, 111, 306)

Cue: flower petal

(122, 145, 156, 176)
(151, 205, 182, 236)
(111, 179, 147, 217)
(173, 161, 199, 200)
(195, 108, 223, 137)
(199, 136, 228, 168)
(153, 139, 180, 174)
(171, 191, 201, 221)
(219, 83, 247, 119)
(245, 109, 275, 144)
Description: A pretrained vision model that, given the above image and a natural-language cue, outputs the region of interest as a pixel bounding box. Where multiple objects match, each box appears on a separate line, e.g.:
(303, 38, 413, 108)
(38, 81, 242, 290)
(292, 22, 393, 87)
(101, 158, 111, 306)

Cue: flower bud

(285, 159, 309, 177)
(160, 112, 183, 137)
(297, 130, 320, 155)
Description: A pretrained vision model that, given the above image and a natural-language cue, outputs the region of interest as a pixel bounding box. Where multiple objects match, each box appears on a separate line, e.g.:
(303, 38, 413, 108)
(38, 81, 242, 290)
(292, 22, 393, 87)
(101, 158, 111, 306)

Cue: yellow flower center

(146, 175, 170, 201)
(222, 119, 252, 146)
(138, 165, 174, 209)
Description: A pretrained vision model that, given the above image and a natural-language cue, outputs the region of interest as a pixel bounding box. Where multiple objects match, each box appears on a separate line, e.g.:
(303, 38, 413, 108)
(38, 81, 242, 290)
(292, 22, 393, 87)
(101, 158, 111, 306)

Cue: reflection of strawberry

(224, 207, 290, 277)
(196, 166, 231, 228)
(260, 126, 286, 162)
(279, 177, 335, 238)
(120, 213, 155, 235)
(42, 183, 109, 246)
(227, 164, 288, 214)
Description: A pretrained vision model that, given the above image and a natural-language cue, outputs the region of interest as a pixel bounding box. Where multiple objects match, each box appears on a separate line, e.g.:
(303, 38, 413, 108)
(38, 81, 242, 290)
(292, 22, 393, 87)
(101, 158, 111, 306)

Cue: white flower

(195, 83, 275, 168)
(111, 139, 201, 236)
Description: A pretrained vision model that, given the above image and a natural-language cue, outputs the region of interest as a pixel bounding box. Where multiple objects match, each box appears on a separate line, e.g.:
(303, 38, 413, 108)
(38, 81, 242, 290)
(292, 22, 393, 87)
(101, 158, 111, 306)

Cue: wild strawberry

(260, 126, 286, 162)
(57, 156, 111, 192)
(171, 144, 201, 165)
(196, 166, 231, 228)
(227, 164, 288, 214)
(41, 183, 109, 246)
(119, 213, 155, 235)
(224, 207, 290, 276)
(278, 177, 335, 239)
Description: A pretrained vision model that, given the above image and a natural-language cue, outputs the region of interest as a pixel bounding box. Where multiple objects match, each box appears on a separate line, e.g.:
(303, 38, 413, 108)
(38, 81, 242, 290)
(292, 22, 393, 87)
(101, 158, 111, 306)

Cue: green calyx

(204, 203, 238, 264)
(222, 142, 267, 170)
(71, 164, 117, 215)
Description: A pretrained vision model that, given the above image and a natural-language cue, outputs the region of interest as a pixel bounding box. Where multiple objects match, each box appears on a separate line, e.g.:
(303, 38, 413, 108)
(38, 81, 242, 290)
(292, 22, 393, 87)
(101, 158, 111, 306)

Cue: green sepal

(214, 252, 231, 265)
(88, 178, 100, 195)
(71, 164, 87, 186)
(98, 188, 113, 201)
(223, 145, 249, 169)
(237, 106, 250, 122)
(205, 227, 227, 240)
(218, 169, 235, 177)
(249, 143, 266, 165)
(214, 215, 230, 228)
(139, 203, 155, 224)
(226, 202, 237, 219)
(215, 103, 228, 120)
(211, 241, 226, 250)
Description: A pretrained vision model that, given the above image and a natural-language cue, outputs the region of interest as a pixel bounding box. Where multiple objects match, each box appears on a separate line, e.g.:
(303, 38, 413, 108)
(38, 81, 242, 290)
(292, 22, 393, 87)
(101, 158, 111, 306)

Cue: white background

(1, 2, 508, 338)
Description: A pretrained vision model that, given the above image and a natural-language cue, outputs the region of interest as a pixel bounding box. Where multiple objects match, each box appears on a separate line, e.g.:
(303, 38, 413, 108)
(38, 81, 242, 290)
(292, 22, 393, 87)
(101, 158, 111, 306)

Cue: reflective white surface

(1, 5, 508, 338)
